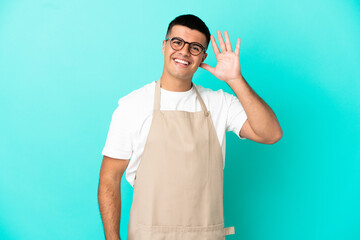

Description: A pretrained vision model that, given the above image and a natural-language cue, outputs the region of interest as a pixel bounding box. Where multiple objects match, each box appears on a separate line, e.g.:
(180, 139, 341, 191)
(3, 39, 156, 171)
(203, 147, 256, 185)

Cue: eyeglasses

(165, 37, 206, 56)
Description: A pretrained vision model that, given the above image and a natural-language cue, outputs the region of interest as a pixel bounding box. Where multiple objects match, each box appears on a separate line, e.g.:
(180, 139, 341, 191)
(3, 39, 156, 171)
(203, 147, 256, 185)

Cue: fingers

(217, 30, 227, 52)
(212, 30, 240, 55)
(210, 35, 220, 56)
(224, 31, 233, 52)
(235, 38, 241, 55)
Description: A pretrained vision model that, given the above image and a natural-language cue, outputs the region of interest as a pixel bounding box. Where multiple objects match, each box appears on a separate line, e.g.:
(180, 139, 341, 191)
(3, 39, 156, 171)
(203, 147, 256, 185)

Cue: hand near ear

(200, 31, 243, 83)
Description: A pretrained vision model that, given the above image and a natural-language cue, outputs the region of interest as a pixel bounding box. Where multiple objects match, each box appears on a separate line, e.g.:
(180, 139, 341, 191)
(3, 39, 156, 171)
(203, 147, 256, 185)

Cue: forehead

(169, 25, 207, 46)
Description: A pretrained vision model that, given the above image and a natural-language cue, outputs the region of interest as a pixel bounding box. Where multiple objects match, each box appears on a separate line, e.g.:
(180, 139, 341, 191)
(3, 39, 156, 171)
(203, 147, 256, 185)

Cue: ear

(162, 40, 166, 55)
(201, 53, 208, 63)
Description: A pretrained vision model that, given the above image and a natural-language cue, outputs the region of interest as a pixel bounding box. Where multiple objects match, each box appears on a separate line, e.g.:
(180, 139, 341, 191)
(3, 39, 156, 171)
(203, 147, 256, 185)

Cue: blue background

(1, 0, 359, 239)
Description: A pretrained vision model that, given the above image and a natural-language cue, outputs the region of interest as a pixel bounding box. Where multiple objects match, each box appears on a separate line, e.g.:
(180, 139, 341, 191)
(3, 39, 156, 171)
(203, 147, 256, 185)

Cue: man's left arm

(200, 30, 283, 144)
(227, 74, 282, 144)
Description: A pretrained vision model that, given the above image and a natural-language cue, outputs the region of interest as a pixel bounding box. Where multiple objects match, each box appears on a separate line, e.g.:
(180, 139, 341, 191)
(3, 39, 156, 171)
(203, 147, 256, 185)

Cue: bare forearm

(98, 179, 121, 240)
(227, 75, 282, 141)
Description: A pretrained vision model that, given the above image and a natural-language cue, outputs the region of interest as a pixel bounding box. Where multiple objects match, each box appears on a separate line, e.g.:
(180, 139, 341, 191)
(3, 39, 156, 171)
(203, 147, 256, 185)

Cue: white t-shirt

(102, 80, 248, 187)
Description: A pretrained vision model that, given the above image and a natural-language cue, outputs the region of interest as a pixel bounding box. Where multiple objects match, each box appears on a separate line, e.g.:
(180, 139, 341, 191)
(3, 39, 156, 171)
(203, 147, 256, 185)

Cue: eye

(190, 44, 203, 53)
(191, 46, 201, 51)
(173, 41, 182, 45)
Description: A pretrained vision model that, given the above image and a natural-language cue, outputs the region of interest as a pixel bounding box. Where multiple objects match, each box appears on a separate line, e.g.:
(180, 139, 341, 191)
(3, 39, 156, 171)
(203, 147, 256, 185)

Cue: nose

(178, 42, 191, 56)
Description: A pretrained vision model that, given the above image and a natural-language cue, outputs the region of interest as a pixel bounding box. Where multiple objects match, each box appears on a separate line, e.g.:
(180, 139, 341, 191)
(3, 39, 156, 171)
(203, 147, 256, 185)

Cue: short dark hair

(166, 14, 211, 50)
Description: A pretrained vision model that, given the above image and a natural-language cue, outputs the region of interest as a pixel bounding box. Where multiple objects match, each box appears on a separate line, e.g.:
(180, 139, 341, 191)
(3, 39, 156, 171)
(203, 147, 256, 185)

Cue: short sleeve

(102, 99, 133, 159)
(225, 92, 248, 140)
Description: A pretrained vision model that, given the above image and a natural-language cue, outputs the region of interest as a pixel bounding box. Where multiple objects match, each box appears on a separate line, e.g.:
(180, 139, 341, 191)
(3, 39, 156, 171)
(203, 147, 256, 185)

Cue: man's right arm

(98, 155, 129, 240)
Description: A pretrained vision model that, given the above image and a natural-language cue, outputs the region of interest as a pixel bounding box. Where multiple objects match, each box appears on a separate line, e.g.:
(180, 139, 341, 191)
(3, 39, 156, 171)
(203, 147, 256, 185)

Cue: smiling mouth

(173, 58, 190, 67)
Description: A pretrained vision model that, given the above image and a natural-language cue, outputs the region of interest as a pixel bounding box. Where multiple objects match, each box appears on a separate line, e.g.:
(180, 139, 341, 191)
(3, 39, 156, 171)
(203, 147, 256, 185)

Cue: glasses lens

(170, 38, 184, 50)
(189, 44, 202, 55)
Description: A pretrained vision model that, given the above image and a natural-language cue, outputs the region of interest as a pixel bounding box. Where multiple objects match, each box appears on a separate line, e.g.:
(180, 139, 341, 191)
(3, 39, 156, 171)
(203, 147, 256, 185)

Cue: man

(98, 14, 282, 240)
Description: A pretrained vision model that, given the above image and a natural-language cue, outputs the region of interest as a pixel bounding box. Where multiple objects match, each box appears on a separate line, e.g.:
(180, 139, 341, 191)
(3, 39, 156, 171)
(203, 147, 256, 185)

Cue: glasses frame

(165, 37, 206, 56)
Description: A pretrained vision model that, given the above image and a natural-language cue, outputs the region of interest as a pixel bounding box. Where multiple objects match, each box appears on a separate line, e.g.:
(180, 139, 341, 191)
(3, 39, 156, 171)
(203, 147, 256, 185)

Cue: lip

(172, 57, 192, 68)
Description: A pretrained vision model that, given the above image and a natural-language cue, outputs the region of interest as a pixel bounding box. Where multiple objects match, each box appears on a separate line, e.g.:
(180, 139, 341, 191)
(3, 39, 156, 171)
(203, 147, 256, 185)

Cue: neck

(159, 72, 193, 92)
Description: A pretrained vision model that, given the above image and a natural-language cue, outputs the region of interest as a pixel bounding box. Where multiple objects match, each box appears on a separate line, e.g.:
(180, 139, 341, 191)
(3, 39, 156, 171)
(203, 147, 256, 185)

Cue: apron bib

(127, 80, 235, 240)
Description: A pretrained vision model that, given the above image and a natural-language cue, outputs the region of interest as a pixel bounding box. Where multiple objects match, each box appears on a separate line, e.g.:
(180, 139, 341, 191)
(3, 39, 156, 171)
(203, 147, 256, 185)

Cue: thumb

(199, 63, 214, 74)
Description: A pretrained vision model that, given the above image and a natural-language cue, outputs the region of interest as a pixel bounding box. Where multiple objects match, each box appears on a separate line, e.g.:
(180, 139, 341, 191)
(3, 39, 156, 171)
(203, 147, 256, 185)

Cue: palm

(200, 31, 242, 83)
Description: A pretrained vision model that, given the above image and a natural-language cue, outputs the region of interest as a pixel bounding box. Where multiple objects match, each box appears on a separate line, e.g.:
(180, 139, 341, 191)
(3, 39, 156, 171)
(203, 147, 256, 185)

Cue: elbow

(270, 129, 283, 144)
(265, 129, 283, 145)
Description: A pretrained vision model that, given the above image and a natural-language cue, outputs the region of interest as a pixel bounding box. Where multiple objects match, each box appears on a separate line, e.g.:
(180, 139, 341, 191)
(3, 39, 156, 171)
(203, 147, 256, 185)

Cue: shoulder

(194, 84, 234, 106)
(117, 81, 155, 106)
(112, 81, 155, 120)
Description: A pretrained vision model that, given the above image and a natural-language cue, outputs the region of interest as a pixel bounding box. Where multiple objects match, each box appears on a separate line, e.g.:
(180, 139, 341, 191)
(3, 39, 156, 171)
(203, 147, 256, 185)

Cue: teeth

(174, 59, 189, 65)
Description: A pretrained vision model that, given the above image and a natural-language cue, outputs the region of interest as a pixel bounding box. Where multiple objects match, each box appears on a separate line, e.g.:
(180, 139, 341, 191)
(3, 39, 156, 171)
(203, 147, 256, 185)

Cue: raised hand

(200, 30, 242, 83)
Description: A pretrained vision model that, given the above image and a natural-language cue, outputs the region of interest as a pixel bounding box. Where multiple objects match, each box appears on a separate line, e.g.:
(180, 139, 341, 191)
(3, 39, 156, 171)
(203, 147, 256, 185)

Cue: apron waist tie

(224, 226, 235, 235)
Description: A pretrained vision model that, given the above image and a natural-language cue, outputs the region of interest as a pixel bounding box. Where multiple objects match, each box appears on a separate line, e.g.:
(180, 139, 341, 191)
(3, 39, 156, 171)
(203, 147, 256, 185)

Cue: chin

(172, 74, 191, 80)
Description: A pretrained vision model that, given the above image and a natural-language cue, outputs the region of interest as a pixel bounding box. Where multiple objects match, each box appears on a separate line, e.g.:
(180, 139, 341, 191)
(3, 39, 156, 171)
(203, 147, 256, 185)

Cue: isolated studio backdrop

(0, 0, 359, 240)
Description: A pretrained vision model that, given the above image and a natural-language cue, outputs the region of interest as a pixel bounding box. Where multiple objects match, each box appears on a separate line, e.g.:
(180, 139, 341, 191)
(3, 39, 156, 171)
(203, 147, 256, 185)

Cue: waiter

(98, 14, 282, 240)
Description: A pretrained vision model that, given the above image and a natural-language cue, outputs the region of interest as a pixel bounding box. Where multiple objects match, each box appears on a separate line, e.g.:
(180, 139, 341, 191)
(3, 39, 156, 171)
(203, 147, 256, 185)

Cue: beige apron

(127, 80, 235, 240)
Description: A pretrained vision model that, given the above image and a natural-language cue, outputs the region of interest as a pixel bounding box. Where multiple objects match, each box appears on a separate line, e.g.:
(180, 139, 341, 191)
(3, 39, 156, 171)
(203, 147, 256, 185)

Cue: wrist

(226, 74, 244, 86)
